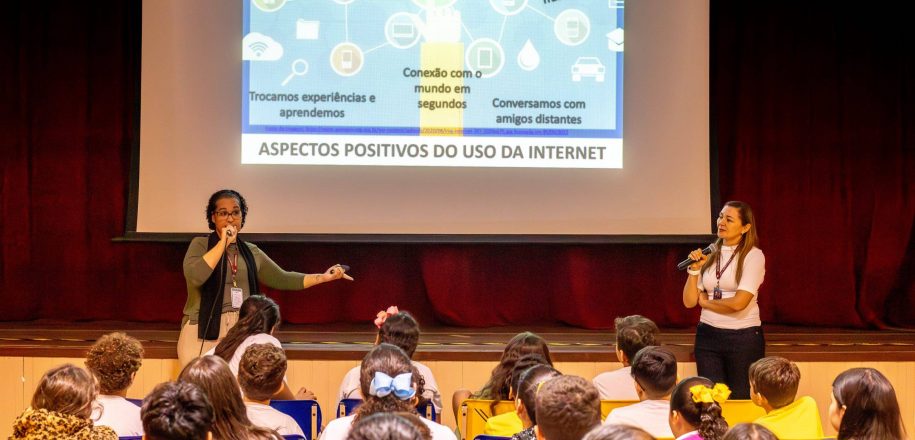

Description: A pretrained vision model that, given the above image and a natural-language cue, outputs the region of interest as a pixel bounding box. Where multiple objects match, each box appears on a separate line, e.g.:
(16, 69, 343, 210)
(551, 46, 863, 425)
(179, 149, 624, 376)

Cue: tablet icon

(330, 43, 364, 76)
(554, 9, 590, 46)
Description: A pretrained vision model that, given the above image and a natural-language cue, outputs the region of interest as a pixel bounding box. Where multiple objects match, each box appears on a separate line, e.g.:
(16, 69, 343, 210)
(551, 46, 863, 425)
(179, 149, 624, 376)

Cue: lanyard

(715, 248, 738, 287)
(227, 248, 239, 288)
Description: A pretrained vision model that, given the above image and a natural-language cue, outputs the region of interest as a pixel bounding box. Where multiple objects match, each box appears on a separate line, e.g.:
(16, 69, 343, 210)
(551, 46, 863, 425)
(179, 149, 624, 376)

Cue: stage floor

(1, 321, 913, 362)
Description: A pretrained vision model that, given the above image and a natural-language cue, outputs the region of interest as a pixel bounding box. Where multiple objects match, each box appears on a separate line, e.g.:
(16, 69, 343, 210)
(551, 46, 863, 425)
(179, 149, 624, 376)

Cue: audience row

(9, 299, 907, 440)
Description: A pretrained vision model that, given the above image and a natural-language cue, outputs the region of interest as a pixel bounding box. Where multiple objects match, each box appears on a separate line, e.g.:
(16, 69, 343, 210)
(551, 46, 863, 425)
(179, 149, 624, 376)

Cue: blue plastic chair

(337, 398, 363, 418)
(473, 436, 510, 440)
(416, 400, 438, 422)
(337, 398, 437, 422)
(269, 400, 322, 440)
(126, 398, 142, 407)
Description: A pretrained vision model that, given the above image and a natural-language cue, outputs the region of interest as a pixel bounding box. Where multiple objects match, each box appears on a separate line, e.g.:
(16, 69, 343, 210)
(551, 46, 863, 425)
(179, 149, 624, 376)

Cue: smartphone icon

(478, 48, 493, 69)
(567, 20, 580, 39)
(342, 49, 353, 69)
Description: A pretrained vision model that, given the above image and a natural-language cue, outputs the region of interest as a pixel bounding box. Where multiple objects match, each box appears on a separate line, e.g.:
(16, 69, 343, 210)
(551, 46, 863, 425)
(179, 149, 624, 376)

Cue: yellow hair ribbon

(535, 379, 548, 395)
(689, 383, 731, 404)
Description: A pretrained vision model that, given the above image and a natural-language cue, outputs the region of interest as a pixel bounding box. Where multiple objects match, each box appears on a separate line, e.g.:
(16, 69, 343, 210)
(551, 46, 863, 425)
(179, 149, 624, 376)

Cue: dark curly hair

(670, 377, 729, 440)
(85, 332, 144, 394)
(205, 189, 248, 230)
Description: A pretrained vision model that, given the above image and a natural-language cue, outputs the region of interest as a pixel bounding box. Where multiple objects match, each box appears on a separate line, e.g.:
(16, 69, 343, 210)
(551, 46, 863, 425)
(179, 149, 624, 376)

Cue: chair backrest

(720, 399, 766, 426)
(599, 400, 638, 420)
(337, 397, 438, 422)
(126, 398, 142, 407)
(269, 400, 323, 440)
(337, 398, 363, 418)
(416, 400, 438, 422)
(460, 399, 516, 440)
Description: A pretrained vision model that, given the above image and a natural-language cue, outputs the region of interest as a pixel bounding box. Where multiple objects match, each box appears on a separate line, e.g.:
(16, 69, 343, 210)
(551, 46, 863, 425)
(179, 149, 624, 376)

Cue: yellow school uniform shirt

(754, 395, 824, 440)
(483, 411, 524, 437)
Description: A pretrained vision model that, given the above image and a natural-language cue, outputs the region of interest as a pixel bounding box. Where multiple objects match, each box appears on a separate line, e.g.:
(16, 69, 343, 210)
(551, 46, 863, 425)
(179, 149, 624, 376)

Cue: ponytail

(697, 400, 728, 440)
(214, 295, 280, 361)
(670, 377, 730, 440)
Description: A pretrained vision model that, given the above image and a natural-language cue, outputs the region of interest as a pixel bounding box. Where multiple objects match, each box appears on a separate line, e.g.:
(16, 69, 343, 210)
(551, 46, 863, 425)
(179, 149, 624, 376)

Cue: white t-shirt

(603, 399, 673, 439)
(319, 414, 456, 440)
(696, 245, 765, 329)
(337, 361, 442, 411)
(205, 333, 283, 376)
(245, 401, 305, 437)
(91, 395, 143, 437)
(592, 366, 639, 400)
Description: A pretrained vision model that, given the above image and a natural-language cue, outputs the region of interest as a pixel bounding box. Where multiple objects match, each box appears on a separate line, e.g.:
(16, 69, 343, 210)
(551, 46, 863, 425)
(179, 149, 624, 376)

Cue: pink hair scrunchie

(374, 306, 400, 328)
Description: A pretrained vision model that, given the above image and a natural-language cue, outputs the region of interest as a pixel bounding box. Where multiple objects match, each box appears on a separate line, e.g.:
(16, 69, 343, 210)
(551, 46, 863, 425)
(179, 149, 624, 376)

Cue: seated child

(748, 356, 823, 440)
(593, 315, 660, 400)
(238, 343, 306, 437)
(483, 354, 552, 436)
(85, 331, 145, 437)
(536, 376, 601, 440)
(668, 376, 729, 440)
(142, 381, 214, 440)
(339, 307, 442, 411)
(603, 346, 676, 438)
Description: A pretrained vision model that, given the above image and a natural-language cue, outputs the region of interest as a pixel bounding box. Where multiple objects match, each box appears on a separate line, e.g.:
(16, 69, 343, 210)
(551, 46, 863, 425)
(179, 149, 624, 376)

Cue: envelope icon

(296, 19, 319, 40)
(606, 28, 624, 52)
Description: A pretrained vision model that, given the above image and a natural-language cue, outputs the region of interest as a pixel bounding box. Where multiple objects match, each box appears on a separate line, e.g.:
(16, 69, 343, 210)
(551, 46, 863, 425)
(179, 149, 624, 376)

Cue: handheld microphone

(677, 243, 717, 271)
(226, 229, 234, 237)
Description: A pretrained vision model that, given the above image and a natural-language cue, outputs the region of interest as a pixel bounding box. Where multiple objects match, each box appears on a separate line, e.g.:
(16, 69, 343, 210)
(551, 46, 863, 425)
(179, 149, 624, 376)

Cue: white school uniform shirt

(319, 414, 456, 440)
(696, 245, 765, 329)
(603, 399, 674, 439)
(592, 366, 639, 400)
(337, 360, 442, 411)
(245, 401, 305, 437)
(91, 395, 143, 437)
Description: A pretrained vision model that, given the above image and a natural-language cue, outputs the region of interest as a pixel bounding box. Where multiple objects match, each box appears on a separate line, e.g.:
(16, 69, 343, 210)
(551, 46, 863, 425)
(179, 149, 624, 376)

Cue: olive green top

(182, 237, 305, 324)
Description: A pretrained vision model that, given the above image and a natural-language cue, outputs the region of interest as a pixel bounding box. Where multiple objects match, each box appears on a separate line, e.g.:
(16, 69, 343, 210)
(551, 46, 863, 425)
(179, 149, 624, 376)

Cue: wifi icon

(242, 32, 283, 61)
(249, 41, 269, 57)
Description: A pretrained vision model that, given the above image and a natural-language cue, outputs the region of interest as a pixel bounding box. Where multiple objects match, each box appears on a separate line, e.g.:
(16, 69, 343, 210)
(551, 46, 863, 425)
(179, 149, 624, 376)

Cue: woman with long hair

(682, 201, 766, 398)
(178, 189, 352, 366)
(668, 377, 729, 440)
(829, 368, 906, 440)
(179, 355, 282, 440)
(321, 344, 456, 440)
(12, 364, 117, 439)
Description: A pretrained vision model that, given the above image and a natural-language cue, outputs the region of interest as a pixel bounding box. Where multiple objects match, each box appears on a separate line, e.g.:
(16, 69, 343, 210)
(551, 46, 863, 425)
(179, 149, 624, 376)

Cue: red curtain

(2, 1, 913, 328)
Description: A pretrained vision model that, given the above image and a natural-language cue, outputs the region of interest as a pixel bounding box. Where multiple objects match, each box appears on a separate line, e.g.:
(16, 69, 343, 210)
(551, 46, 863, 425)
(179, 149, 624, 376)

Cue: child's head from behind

(357, 343, 424, 419)
(238, 343, 287, 402)
(669, 376, 729, 440)
(630, 346, 677, 399)
(748, 356, 799, 409)
(721, 423, 777, 440)
(85, 332, 144, 395)
(535, 375, 600, 440)
(614, 315, 660, 364)
(830, 367, 905, 440)
(30, 364, 98, 419)
(142, 381, 214, 440)
(517, 364, 561, 425)
(379, 311, 420, 358)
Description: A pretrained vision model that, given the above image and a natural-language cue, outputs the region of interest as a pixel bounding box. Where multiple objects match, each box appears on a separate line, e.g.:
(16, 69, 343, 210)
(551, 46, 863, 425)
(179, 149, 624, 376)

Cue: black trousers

(694, 322, 765, 399)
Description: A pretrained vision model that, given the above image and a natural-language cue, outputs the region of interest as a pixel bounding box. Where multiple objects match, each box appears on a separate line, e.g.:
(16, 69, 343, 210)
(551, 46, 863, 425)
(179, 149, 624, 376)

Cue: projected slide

(242, 0, 623, 168)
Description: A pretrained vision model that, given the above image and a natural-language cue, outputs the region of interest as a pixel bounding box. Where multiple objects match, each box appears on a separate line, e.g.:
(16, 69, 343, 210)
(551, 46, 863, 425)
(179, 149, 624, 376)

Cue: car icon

(571, 57, 605, 82)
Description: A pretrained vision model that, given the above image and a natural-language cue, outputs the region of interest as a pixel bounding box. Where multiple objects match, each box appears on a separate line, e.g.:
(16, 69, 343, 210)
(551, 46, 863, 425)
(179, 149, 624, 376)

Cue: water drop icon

(517, 39, 540, 71)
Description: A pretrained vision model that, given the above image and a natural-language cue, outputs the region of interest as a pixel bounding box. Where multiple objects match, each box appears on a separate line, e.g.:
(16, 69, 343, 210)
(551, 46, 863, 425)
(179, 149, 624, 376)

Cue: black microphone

(677, 243, 718, 271)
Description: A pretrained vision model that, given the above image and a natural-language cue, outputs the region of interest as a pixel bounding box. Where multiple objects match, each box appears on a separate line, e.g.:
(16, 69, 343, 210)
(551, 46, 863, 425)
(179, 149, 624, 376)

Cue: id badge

(230, 287, 244, 308)
(712, 286, 722, 300)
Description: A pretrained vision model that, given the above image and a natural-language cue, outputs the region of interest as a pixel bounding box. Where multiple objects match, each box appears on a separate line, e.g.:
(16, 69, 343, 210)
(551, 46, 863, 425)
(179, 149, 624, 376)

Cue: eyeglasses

(214, 210, 242, 219)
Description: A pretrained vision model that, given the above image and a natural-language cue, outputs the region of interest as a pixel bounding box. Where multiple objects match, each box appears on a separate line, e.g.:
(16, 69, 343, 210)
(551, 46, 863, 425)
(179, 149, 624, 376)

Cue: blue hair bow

(368, 371, 416, 400)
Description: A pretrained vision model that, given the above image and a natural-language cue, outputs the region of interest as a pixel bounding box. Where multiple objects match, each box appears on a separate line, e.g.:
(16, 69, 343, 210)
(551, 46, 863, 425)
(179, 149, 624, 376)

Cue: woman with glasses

(177, 189, 353, 365)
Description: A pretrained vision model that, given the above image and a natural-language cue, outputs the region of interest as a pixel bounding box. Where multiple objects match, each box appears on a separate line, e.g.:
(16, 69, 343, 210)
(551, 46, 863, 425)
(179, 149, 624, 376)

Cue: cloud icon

(243, 32, 284, 61)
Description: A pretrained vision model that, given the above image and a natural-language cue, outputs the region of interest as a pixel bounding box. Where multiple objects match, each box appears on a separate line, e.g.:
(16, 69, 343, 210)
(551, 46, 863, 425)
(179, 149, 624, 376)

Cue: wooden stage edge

(1, 321, 914, 362)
